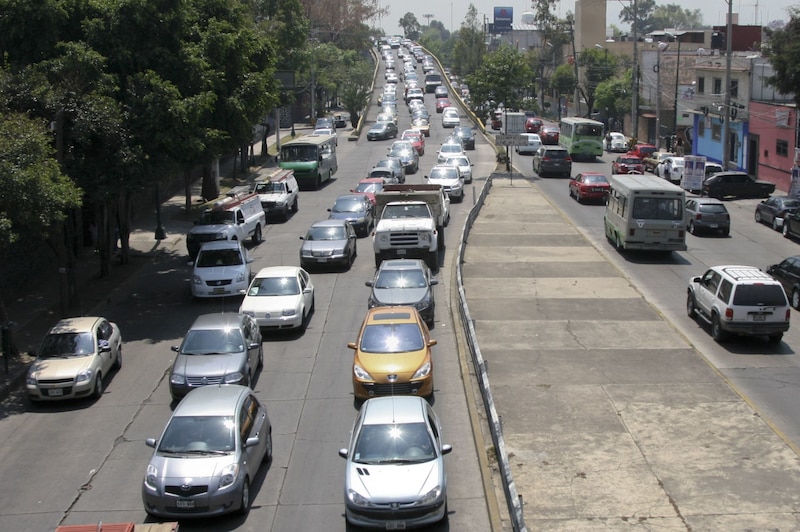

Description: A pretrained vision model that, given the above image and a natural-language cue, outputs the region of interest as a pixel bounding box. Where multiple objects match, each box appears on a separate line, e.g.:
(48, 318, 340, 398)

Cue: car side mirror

(423, 175, 429, 179)
(187, 261, 195, 267)
(430, 279, 439, 286)
(244, 436, 259, 448)
(299, 236, 306, 240)
(428, 339, 438, 347)
(441, 444, 453, 455)
(246, 257, 254, 263)
(146, 438, 157, 449)
(347, 342, 357, 350)
(171, 345, 180, 353)
(691, 276, 701, 284)
(365, 281, 374, 287)
(327, 208, 332, 212)
(338, 448, 348, 458)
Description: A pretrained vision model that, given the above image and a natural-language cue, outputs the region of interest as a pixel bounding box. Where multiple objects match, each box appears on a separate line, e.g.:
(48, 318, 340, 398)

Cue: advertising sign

(682, 155, 706, 192)
(493, 6, 513, 33)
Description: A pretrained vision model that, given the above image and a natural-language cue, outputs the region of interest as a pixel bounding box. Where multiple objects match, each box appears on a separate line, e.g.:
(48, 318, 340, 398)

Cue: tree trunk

(184, 168, 193, 214)
(117, 189, 131, 265)
(201, 163, 218, 202)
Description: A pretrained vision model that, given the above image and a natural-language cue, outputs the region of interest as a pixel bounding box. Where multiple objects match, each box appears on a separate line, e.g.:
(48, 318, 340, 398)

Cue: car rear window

(545, 150, 569, 159)
(699, 204, 728, 214)
(732, 285, 788, 306)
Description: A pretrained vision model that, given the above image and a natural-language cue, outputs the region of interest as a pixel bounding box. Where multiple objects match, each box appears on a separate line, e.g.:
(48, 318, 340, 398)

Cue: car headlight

(414, 294, 432, 310)
(193, 274, 202, 285)
(377, 233, 388, 243)
(170, 373, 186, 385)
(235, 271, 246, 283)
(75, 369, 93, 384)
(215, 232, 226, 240)
(145, 464, 159, 490)
(353, 364, 373, 381)
(419, 233, 431, 244)
(219, 463, 239, 489)
(224, 372, 244, 384)
(301, 249, 313, 257)
(347, 488, 371, 507)
(282, 308, 297, 317)
(419, 485, 442, 505)
(412, 361, 431, 379)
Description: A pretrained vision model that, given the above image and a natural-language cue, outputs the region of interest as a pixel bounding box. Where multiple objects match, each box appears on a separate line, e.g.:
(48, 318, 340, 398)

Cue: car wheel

(783, 223, 792, 239)
(773, 218, 780, 231)
(237, 477, 251, 516)
(686, 292, 697, 319)
(688, 220, 696, 234)
(721, 227, 730, 237)
(93, 373, 104, 399)
(768, 333, 784, 344)
(262, 430, 273, 463)
(711, 315, 728, 342)
(299, 307, 308, 332)
(292, 197, 299, 212)
(252, 225, 262, 244)
(258, 346, 264, 368)
(114, 346, 122, 370)
(615, 233, 623, 250)
(792, 289, 800, 310)
(576, 192, 583, 204)
(754, 210, 762, 223)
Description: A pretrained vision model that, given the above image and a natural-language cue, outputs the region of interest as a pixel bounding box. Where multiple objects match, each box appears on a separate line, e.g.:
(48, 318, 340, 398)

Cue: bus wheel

(615, 233, 622, 250)
(316, 174, 322, 189)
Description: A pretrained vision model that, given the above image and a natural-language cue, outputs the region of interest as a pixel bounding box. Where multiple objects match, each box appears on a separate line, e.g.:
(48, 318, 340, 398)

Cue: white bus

(604, 174, 687, 252)
(279, 134, 338, 190)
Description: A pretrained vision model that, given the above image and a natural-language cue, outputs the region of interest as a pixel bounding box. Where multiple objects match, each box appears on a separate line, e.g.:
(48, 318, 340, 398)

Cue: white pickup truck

(372, 184, 450, 270)
(186, 191, 265, 259)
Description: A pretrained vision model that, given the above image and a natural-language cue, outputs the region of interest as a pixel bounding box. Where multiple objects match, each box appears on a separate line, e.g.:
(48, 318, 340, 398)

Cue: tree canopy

(465, 44, 534, 116)
(763, 7, 800, 107)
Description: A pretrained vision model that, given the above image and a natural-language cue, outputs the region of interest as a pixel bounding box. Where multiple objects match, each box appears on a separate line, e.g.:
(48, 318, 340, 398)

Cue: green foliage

(465, 44, 534, 116)
(594, 69, 632, 120)
(763, 8, 800, 107)
(452, 5, 484, 77)
(550, 63, 577, 98)
(399, 13, 421, 40)
(650, 4, 705, 30)
(578, 47, 618, 114)
(0, 113, 82, 247)
(619, 0, 656, 36)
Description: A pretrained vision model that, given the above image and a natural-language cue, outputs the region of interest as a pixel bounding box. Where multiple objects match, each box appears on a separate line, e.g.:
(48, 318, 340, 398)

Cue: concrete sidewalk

(0, 124, 315, 400)
(463, 175, 800, 530)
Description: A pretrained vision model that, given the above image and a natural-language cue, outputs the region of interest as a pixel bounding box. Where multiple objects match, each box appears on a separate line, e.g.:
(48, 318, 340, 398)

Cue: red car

(612, 155, 644, 174)
(435, 97, 451, 113)
(569, 172, 610, 203)
(350, 178, 385, 206)
(525, 117, 543, 133)
(540, 125, 560, 144)
(401, 129, 425, 155)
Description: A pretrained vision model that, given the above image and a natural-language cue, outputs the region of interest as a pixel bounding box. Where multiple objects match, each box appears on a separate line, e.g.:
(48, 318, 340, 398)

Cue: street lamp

(655, 41, 669, 150)
(721, 0, 734, 169)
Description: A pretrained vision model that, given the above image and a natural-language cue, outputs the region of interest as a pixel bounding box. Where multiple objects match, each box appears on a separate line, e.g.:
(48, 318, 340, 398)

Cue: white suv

(687, 265, 791, 344)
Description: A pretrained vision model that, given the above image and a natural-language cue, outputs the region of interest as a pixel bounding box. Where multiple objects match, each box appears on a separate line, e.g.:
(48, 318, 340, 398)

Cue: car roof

(361, 395, 427, 426)
(173, 384, 251, 417)
(378, 258, 427, 271)
(198, 240, 244, 251)
(49, 316, 102, 334)
(690, 197, 725, 205)
(189, 312, 246, 331)
(254, 265, 303, 278)
(359, 177, 385, 184)
(334, 193, 367, 202)
(310, 218, 348, 229)
(364, 306, 420, 325)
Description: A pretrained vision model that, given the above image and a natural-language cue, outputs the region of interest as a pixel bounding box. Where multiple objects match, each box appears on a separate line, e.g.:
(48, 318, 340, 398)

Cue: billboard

(493, 6, 513, 33)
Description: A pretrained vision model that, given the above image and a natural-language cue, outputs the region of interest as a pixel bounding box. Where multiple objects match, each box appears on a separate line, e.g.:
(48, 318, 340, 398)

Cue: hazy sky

(376, 0, 795, 36)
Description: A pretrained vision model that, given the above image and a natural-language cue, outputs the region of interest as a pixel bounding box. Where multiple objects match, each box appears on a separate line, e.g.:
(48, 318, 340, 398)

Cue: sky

(376, 0, 796, 37)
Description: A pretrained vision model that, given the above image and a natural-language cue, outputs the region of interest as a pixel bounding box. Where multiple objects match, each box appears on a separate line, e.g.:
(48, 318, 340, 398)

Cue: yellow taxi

(348, 306, 436, 400)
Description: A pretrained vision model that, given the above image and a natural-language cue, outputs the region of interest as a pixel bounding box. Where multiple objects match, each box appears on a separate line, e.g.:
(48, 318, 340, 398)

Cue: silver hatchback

(142, 385, 272, 518)
(685, 197, 730, 236)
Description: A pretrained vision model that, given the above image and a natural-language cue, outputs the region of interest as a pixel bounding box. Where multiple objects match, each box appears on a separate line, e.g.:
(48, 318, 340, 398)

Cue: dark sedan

(755, 196, 800, 231)
(767, 256, 800, 309)
(366, 122, 398, 141)
(702, 171, 775, 199)
(540, 125, 560, 145)
(453, 126, 476, 150)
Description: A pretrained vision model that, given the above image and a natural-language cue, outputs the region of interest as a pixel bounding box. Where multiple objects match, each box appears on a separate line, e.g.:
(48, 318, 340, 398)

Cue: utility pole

(721, 0, 734, 169)
(655, 41, 668, 150)
(631, 0, 639, 140)
(423, 14, 434, 26)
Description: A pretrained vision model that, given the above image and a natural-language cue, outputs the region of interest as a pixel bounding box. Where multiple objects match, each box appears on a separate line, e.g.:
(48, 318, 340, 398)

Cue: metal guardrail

(455, 174, 528, 532)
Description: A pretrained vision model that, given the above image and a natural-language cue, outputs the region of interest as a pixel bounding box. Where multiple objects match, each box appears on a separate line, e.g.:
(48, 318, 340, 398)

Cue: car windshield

(247, 275, 301, 296)
(382, 204, 431, 219)
(199, 210, 235, 225)
(181, 328, 244, 355)
(158, 415, 235, 454)
(254, 182, 285, 194)
(360, 323, 424, 353)
(375, 269, 427, 289)
(39, 332, 95, 358)
(196, 248, 243, 267)
(355, 182, 382, 194)
(631, 197, 683, 221)
(332, 197, 366, 213)
(353, 422, 435, 464)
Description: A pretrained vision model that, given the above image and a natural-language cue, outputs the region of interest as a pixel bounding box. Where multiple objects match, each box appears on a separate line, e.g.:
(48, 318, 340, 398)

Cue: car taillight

(695, 214, 702, 220)
(542, 157, 550, 161)
(786, 309, 791, 321)
(565, 157, 572, 162)
(725, 308, 734, 319)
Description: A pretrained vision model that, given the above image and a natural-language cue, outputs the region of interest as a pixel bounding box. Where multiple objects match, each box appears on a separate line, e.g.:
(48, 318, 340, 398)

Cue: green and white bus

(559, 117, 604, 160)
(604, 174, 687, 252)
(279, 134, 338, 190)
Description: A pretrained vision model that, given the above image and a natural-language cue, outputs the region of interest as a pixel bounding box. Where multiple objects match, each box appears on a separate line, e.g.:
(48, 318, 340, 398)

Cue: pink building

(748, 101, 797, 192)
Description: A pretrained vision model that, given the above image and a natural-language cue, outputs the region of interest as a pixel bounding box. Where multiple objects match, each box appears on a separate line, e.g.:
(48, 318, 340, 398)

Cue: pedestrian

(676, 137, 685, 156)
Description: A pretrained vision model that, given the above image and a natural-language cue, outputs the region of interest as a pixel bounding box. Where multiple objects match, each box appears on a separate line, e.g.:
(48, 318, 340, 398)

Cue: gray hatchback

(366, 259, 437, 326)
(142, 385, 272, 518)
(532, 145, 572, 178)
(169, 313, 263, 400)
(685, 197, 730, 236)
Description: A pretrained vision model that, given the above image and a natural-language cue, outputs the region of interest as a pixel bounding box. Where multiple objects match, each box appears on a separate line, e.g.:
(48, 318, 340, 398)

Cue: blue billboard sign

(493, 6, 513, 33)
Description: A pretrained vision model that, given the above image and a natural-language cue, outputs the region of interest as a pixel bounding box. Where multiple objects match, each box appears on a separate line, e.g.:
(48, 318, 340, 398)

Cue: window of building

(712, 122, 721, 141)
(777, 139, 789, 157)
(713, 78, 722, 94)
(730, 79, 738, 98)
(698, 120, 705, 136)
(697, 77, 705, 94)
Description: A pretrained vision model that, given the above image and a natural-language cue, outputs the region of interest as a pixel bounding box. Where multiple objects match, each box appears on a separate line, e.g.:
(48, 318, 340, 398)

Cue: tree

(594, 69, 632, 126)
(619, 0, 656, 36)
(399, 13, 421, 40)
(452, 4, 484, 77)
(763, 8, 800, 108)
(465, 44, 533, 118)
(650, 4, 704, 30)
(578, 48, 619, 117)
(550, 63, 577, 110)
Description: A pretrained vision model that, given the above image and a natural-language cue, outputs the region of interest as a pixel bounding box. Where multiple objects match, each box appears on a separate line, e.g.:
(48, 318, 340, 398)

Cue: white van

(186, 192, 266, 258)
(253, 169, 299, 221)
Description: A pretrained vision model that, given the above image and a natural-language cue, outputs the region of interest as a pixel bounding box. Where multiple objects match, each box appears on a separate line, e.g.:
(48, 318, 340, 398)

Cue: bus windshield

(281, 145, 318, 162)
(575, 124, 603, 136)
(631, 197, 683, 221)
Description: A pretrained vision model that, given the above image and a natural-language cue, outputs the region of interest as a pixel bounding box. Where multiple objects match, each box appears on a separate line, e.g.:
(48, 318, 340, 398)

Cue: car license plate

(385, 522, 406, 530)
(397, 249, 406, 255)
(317, 257, 327, 262)
(212, 287, 226, 294)
(709, 224, 718, 228)
(176, 499, 195, 509)
(47, 388, 64, 397)
(753, 314, 766, 321)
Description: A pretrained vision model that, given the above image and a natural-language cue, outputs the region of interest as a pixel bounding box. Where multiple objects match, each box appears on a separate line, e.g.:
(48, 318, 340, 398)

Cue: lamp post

(668, 32, 684, 144)
(631, 0, 640, 139)
(721, 0, 734, 168)
(655, 41, 668, 150)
